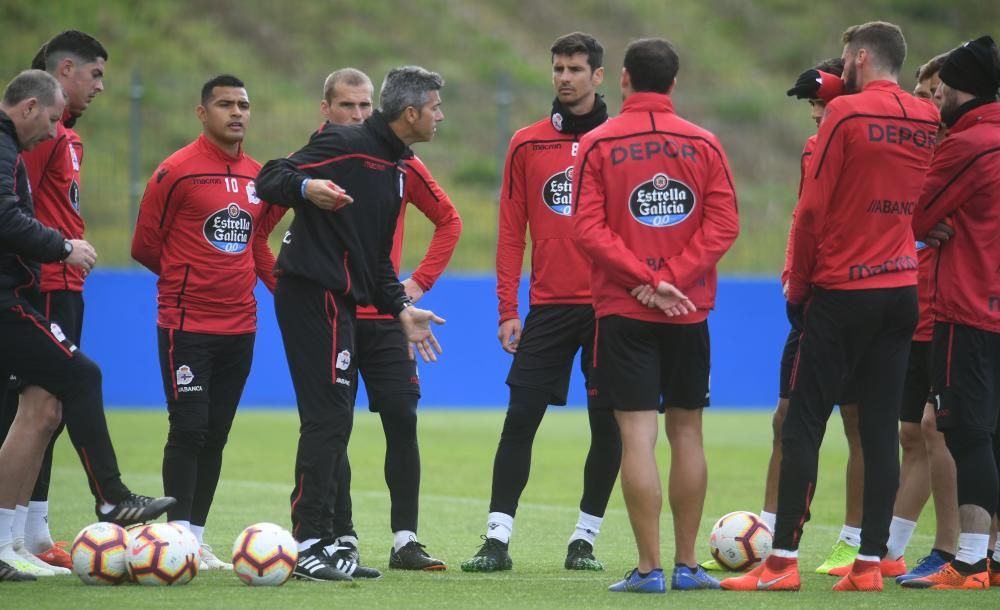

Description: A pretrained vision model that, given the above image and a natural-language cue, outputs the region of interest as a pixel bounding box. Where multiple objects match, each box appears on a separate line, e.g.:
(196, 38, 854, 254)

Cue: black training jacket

(0, 111, 64, 302)
(255, 111, 410, 315)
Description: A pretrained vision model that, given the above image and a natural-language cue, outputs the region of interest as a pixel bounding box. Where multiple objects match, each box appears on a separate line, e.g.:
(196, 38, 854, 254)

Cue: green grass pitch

(6, 408, 982, 607)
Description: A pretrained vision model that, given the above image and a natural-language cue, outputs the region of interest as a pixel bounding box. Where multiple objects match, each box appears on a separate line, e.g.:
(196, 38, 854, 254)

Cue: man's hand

(399, 306, 445, 362)
(498, 318, 522, 354)
(922, 222, 955, 248)
(631, 284, 656, 308)
(401, 278, 425, 304)
(305, 179, 354, 212)
(65, 239, 97, 275)
(652, 281, 696, 317)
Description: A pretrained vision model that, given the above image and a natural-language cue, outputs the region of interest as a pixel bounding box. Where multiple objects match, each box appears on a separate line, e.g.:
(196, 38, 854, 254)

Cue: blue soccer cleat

(671, 564, 721, 590)
(895, 549, 950, 584)
(608, 567, 666, 593)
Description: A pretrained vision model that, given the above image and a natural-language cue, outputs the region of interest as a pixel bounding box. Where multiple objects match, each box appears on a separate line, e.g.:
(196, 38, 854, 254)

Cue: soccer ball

(71, 522, 130, 585)
(127, 522, 199, 585)
(231, 523, 298, 586)
(709, 511, 772, 571)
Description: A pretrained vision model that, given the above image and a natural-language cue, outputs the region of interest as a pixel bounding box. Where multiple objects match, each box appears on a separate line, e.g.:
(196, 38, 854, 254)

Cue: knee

(20, 388, 62, 435)
(665, 415, 703, 448)
(378, 397, 418, 443)
(167, 405, 209, 448)
(899, 423, 925, 455)
(499, 392, 546, 443)
(920, 409, 943, 446)
(772, 400, 788, 442)
(839, 406, 862, 444)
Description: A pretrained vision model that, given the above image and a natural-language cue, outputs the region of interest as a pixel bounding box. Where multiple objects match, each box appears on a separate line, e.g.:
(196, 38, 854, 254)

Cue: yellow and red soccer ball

(126, 522, 199, 585)
(231, 522, 298, 586)
(71, 522, 130, 585)
(709, 511, 773, 571)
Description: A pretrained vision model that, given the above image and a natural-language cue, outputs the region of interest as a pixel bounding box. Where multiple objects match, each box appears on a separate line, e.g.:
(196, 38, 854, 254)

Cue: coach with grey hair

(256, 65, 447, 582)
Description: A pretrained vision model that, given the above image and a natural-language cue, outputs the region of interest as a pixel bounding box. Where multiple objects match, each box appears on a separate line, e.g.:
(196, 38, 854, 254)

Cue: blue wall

(81, 271, 786, 408)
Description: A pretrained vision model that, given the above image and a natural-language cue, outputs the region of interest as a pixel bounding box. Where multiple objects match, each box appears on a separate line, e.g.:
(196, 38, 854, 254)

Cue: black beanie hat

(939, 35, 1000, 99)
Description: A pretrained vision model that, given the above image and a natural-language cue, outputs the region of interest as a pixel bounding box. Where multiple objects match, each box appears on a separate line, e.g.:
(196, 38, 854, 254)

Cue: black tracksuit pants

(774, 286, 916, 558)
(275, 276, 357, 542)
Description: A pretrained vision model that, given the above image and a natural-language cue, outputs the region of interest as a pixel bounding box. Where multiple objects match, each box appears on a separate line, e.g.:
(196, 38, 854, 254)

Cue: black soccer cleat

(294, 544, 353, 582)
(564, 539, 604, 571)
(328, 540, 360, 565)
(460, 536, 512, 572)
(96, 494, 176, 527)
(0, 558, 37, 582)
(390, 540, 447, 571)
(319, 539, 381, 579)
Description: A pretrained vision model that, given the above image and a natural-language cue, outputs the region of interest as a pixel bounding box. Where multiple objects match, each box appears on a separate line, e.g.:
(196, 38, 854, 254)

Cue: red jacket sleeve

(786, 104, 847, 303)
(660, 142, 739, 290)
(131, 163, 178, 275)
(496, 137, 529, 323)
(405, 159, 462, 292)
(252, 203, 287, 293)
(572, 140, 657, 289)
(22, 136, 60, 197)
(912, 136, 973, 238)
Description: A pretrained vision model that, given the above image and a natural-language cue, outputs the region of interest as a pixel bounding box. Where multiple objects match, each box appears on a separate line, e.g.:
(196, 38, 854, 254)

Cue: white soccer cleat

(15, 541, 70, 575)
(200, 544, 233, 570)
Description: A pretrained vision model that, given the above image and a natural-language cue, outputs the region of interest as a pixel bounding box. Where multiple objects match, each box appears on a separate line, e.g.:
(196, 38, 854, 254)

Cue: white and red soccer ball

(709, 511, 773, 571)
(71, 522, 130, 585)
(126, 522, 199, 585)
(231, 522, 298, 586)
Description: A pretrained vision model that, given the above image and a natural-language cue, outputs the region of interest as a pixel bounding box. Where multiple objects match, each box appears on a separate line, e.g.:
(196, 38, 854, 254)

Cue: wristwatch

(59, 239, 73, 261)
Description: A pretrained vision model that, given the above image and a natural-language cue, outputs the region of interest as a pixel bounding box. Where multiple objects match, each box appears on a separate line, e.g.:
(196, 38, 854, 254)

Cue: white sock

(955, 533, 989, 565)
(994, 537, 1000, 558)
(569, 511, 602, 546)
(298, 537, 320, 553)
(772, 548, 798, 559)
(838, 525, 862, 547)
(11, 506, 28, 545)
(189, 524, 204, 545)
(759, 511, 776, 533)
(856, 553, 880, 563)
(885, 516, 917, 560)
(173, 519, 191, 532)
(98, 502, 114, 514)
(486, 512, 513, 544)
(25, 501, 54, 552)
(393, 530, 416, 552)
(0, 508, 15, 547)
(335, 535, 359, 549)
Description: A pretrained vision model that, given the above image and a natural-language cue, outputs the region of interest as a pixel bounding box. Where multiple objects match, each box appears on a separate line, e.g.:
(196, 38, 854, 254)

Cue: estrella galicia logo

(628, 172, 696, 227)
(203, 203, 252, 254)
(542, 165, 574, 216)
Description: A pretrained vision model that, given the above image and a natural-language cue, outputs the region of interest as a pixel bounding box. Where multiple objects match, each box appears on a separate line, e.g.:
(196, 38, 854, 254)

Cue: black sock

(952, 558, 988, 575)
(933, 548, 956, 562)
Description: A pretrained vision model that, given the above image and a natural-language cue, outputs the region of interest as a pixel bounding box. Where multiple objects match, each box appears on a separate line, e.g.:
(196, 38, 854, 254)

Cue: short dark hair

(551, 32, 604, 71)
(201, 74, 245, 105)
(842, 21, 907, 75)
(323, 68, 373, 104)
(813, 57, 845, 77)
(379, 66, 444, 122)
(2, 69, 63, 107)
(33, 30, 108, 72)
(624, 38, 679, 93)
(915, 52, 948, 81)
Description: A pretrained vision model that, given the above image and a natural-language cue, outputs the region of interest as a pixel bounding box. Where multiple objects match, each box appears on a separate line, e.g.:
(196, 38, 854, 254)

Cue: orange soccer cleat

(720, 555, 800, 591)
(34, 541, 72, 570)
(988, 558, 1000, 587)
(901, 561, 989, 590)
(832, 559, 883, 591)
(829, 555, 907, 578)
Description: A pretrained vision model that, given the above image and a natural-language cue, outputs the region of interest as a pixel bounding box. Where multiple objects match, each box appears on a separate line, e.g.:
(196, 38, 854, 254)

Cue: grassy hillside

(1, 0, 996, 272)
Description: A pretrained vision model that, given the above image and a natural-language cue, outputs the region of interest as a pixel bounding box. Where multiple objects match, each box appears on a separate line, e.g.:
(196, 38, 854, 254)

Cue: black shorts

(900, 340, 932, 424)
(591, 316, 710, 412)
(156, 327, 255, 406)
(933, 322, 1000, 432)
(356, 318, 420, 409)
(40, 290, 84, 346)
(779, 326, 862, 405)
(505, 304, 595, 407)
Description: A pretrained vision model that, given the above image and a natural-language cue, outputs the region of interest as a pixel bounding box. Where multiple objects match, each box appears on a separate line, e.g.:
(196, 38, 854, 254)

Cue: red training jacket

(496, 116, 593, 324)
(22, 115, 85, 292)
(913, 102, 1000, 334)
(132, 134, 281, 334)
(357, 155, 462, 320)
(914, 243, 937, 341)
(781, 135, 817, 285)
(572, 92, 739, 324)
(786, 81, 939, 303)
